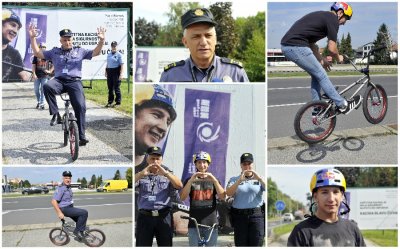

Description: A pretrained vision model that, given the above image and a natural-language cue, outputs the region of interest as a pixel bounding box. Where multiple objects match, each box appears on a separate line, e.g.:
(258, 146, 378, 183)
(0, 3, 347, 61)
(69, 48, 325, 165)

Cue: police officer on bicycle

(51, 171, 89, 240)
(226, 153, 266, 246)
(28, 24, 107, 146)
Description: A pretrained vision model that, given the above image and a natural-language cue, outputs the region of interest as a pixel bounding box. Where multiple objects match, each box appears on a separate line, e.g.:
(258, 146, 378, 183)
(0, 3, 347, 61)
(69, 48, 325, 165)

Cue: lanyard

(191, 66, 215, 82)
(148, 175, 156, 195)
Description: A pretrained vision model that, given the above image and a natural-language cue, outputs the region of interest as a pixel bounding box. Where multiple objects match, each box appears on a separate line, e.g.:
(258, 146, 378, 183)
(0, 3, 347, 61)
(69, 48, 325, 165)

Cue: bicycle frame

(181, 215, 218, 246)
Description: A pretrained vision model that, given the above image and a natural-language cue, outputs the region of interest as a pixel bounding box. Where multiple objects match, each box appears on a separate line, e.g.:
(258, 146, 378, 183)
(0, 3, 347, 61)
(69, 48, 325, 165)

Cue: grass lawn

(272, 222, 297, 237)
(361, 230, 398, 247)
(82, 79, 133, 115)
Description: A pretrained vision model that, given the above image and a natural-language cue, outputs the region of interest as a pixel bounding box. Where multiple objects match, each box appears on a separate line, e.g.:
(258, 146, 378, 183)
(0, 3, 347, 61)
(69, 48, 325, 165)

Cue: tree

(23, 180, 31, 188)
(373, 23, 393, 65)
(114, 170, 121, 180)
(96, 175, 103, 187)
(242, 29, 265, 81)
(89, 174, 97, 188)
(126, 168, 132, 188)
(209, 2, 239, 57)
(81, 177, 88, 188)
(135, 18, 160, 46)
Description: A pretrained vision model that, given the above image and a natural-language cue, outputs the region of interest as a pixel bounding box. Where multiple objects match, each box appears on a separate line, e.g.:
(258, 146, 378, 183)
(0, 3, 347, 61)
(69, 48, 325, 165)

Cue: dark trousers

(43, 78, 86, 140)
(232, 212, 265, 247)
(136, 212, 173, 247)
(60, 205, 88, 233)
(106, 67, 121, 104)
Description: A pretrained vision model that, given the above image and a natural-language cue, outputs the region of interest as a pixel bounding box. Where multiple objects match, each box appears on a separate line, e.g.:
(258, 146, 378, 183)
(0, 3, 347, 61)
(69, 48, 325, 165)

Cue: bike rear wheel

(362, 84, 388, 124)
(49, 228, 70, 246)
(69, 121, 79, 161)
(294, 101, 337, 144)
(84, 229, 106, 247)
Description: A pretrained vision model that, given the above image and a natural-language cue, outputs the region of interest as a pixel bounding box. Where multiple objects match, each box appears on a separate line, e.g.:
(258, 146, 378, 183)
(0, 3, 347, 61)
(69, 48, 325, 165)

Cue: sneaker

(312, 107, 322, 118)
(105, 103, 112, 108)
(39, 105, 45, 110)
(79, 138, 89, 146)
(50, 114, 62, 126)
(339, 95, 362, 115)
(36, 103, 40, 109)
(73, 231, 87, 240)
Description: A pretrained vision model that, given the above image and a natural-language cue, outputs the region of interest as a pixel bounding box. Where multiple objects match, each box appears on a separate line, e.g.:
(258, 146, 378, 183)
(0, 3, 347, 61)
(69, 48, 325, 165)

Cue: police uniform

(226, 153, 265, 246)
(52, 171, 88, 234)
(135, 147, 179, 246)
(159, 8, 249, 82)
(106, 41, 123, 106)
(43, 29, 92, 141)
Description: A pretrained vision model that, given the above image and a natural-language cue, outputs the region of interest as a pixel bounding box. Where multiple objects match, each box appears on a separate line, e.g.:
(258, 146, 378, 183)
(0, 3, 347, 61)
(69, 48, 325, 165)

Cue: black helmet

(62, 171, 72, 177)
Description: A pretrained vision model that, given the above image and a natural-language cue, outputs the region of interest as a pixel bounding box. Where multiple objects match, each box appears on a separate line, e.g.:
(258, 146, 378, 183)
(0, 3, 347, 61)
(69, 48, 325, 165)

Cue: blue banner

(182, 89, 231, 190)
(24, 13, 47, 69)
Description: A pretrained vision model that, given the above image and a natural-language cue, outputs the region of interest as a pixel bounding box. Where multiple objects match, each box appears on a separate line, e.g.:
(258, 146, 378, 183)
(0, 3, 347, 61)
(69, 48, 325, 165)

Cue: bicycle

(49, 218, 106, 247)
(180, 215, 219, 247)
(294, 43, 389, 144)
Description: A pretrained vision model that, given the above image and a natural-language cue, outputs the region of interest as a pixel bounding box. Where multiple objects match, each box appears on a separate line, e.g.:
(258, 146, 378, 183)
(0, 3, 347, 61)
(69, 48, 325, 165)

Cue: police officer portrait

(134, 2, 265, 82)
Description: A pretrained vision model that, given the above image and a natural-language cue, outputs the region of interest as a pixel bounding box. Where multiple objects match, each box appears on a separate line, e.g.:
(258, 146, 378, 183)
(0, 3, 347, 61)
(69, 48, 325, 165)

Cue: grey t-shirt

(287, 216, 366, 247)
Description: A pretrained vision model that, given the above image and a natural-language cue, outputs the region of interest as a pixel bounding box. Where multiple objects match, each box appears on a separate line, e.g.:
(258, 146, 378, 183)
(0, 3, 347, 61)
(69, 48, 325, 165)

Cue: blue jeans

(188, 227, 218, 247)
(34, 77, 48, 105)
(281, 45, 345, 107)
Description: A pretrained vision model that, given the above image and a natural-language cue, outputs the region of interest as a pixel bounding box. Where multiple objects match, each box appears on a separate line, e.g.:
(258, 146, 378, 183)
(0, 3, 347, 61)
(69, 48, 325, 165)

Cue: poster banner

(135, 50, 149, 82)
(5, 7, 129, 79)
(182, 89, 231, 188)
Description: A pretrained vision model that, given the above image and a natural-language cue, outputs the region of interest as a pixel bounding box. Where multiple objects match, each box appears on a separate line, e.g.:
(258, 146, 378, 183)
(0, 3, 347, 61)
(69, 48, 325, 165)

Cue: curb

(268, 125, 397, 149)
(2, 217, 132, 232)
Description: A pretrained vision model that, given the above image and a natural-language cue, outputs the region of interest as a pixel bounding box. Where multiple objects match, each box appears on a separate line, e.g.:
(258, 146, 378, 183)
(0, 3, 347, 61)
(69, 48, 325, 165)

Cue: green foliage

(135, 18, 159, 46)
(89, 174, 97, 187)
(335, 167, 398, 187)
(126, 168, 132, 188)
(243, 29, 265, 81)
(372, 23, 394, 65)
(114, 170, 121, 180)
(272, 223, 297, 237)
(23, 180, 31, 188)
(96, 175, 103, 187)
(80, 177, 87, 188)
(362, 230, 398, 247)
(338, 33, 353, 62)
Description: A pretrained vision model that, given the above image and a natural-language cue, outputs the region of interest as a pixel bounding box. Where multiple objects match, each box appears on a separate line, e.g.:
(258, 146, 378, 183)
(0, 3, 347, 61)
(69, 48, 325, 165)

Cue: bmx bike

(180, 215, 218, 247)
(49, 218, 106, 247)
(294, 43, 389, 144)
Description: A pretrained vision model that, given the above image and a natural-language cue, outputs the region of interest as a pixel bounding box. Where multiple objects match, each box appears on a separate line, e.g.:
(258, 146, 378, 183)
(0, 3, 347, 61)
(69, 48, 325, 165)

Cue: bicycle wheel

(294, 101, 336, 144)
(49, 228, 70, 246)
(63, 115, 68, 146)
(69, 121, 79, 161)
(84, 229, 106, 247)
(362, 84, 388, 124)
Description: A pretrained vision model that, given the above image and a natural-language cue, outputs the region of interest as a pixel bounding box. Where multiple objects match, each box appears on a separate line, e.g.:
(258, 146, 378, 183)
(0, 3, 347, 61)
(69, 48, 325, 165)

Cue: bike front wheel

(294, 101, 337, 144)
(69, 121, 79, 161)
(362, 84, 388, 124)
(49, 228, 70, 246)
(84, 229, 106, 247)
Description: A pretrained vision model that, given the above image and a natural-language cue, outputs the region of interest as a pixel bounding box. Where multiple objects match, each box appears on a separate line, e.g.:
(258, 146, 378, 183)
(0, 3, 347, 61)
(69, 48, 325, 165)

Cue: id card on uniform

(148, 196, 156, 202)
(62, 68, 69, 74)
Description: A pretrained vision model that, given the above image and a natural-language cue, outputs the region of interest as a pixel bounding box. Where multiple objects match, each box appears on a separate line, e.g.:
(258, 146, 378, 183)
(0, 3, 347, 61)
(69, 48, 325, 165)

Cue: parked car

(283, 213, 294, 222)
(22, 186, 49, 195)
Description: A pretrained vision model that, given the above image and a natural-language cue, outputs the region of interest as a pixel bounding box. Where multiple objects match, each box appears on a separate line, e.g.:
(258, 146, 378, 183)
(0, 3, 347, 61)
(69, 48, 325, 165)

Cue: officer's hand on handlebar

(57, 211, 65, 220)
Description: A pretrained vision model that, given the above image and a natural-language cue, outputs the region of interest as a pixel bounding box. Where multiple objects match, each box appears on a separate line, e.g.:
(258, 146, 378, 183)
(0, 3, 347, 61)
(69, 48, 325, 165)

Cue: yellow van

(97, 180, 128, 192)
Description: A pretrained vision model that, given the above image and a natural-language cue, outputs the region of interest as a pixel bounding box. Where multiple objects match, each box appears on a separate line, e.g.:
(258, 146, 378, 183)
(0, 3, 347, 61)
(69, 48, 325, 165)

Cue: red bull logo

(320, 171, 335, 180)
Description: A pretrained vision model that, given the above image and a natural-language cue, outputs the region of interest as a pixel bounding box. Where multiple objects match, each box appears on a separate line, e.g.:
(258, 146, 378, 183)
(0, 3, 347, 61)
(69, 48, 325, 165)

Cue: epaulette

(221, 57, 243, 68)
(164, 60, 185, 72)
(73, 45, 81, 49)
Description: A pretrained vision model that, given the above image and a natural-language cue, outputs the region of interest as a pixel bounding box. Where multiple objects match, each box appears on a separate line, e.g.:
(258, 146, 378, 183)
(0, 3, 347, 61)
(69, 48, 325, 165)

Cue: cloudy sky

(268, 2, 398, 48)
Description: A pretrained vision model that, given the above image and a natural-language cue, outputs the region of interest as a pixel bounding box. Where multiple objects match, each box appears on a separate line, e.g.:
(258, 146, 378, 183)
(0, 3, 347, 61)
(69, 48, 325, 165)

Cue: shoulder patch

(164, 60, 185, 72)
(221, 57, 243, 68)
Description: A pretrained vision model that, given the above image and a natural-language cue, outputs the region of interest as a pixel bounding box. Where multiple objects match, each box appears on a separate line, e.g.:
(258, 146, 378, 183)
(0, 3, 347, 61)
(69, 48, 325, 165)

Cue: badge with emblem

(223, 76, 233, 82)
(194, 9, 204, 16)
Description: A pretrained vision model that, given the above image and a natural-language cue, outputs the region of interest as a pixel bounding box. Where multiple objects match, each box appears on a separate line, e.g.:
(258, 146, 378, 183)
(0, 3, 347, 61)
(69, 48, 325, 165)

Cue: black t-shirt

(32, 56, 52, 78)
(2, 44, 24, 82)
(184, 177, 218, 227)
(281, 11, 339, 47)
(287, 216, 366, 247)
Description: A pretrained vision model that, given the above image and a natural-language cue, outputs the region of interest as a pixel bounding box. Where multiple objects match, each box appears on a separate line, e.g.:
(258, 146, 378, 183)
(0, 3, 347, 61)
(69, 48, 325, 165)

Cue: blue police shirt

(135, 165, 178, 210)
(43, 47, 93, 78)
(52, 184, 73, 208)
(227, 175, 265, 209)
(160, 55, 249, 82)
(106, 51, 123, 69)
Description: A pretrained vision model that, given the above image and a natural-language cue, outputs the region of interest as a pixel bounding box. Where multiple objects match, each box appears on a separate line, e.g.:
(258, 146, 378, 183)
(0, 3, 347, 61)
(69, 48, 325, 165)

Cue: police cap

(146, 146, 163, 156)
(111, 41, 117, 47)
(62, 171, 72, 177)
(59, 29, 72, 37)
(181, 8, 217, 30)
(240, 153, 254, 163)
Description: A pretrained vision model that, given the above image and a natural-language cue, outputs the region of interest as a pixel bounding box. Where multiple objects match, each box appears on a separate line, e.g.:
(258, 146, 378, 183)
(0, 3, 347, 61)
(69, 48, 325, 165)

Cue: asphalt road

(2, 193, 132, 226)
(268, 75, 398, 138)
(2, 83, 132, 164)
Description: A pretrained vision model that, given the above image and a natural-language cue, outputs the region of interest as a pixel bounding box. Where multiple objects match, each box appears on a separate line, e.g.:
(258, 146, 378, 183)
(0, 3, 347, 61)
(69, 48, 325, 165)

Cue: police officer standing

(160, 8, 249, 82)
(105, 41, 124, 107)
(135, 146, 183, 246)
(28, 24, 107, 146)
(226, 153, 265, 246)
(51, 171, 89, 240)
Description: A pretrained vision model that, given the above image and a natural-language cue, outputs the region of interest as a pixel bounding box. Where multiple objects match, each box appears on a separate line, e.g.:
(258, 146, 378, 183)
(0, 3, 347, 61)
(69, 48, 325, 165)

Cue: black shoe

(36, 103, 40, 109)
(40, 105, 45, 110)
(79, 138, 89, 146)
(339, 95, 362, 115)
(105, 103, 112, 107)
(73, 231, 87, 240)
(114, 102, 121, 107)
(50, 114, 62, 126)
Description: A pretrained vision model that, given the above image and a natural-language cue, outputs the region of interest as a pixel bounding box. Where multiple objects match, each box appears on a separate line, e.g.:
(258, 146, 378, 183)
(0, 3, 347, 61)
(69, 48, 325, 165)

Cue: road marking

(2, 202, 132, 214)
(3, 201, 18, 204)
(268, 95, 397, 108)
(268, 85, 347, 91)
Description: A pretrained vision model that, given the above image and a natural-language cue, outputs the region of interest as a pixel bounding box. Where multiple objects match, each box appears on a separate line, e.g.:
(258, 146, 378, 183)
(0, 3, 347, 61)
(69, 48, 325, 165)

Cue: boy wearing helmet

(32, 42, 54, 109)
(2, 8, 31, 82)
(281, 2, 362, 115)
(287, 168, 366, 246)
(180, 151, 225, 246)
